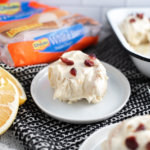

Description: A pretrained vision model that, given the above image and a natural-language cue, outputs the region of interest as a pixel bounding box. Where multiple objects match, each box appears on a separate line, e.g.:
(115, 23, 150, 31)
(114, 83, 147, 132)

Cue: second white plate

(79, 123, 118, 150)
(30, 62, 130, 124)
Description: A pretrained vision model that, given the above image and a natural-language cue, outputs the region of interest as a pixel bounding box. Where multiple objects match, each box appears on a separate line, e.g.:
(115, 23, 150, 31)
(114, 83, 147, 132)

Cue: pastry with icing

(48, 50, 108, 104)
(120, 13, 150, 45)
(101, 115, 150, 150)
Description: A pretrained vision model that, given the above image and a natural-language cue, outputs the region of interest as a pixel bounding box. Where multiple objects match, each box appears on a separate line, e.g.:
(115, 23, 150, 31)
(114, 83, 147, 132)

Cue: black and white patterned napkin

(1, 34, 150, 150)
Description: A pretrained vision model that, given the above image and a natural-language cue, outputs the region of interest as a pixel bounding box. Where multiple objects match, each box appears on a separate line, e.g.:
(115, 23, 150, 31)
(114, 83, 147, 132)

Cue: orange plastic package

(0, 1, 101, 67)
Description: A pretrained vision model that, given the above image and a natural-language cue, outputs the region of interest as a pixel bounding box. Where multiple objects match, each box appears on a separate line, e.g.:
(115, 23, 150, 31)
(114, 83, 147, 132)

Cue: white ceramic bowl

(106, 8, 150, 78)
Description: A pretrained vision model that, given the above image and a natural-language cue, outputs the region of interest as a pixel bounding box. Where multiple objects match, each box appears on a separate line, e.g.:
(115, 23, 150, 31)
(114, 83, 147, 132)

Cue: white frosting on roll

(101, 115, 150, 150)
(48, 50, 108, 104)
(120, 15, 150, 45)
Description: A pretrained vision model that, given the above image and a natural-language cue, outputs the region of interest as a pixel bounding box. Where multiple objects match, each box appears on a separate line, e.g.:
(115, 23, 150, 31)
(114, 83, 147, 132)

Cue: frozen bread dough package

(0, 1, 101, 67)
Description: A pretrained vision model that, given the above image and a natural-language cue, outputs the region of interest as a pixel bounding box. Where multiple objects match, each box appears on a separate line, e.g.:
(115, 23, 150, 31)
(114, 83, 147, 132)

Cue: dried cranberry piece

(84, 59, 94, 67)
(89, 53, 96, 60)
(130, 18, 136, 23)
(146, 142, 150, 150)
(137, 13, 144, 19)
(125, 136, 138, 150)
(70, 68, 77, 76)
(135, 123, 145, 132)
(60, 57, 74, 65)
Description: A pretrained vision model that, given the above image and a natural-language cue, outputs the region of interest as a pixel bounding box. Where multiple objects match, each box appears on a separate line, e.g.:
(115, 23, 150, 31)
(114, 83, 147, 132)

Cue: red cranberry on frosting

(84, 59, 94, 67)
(125, 136, 138, 150)
(146, 142, 150, 150)
(89, 53, 96, 60)
(130, 18, 136, 23)
(60, 57, 74, 65)
(136, 13, 144, 19)
(70, 68, 77, 76)
(135, 123, 145, 132)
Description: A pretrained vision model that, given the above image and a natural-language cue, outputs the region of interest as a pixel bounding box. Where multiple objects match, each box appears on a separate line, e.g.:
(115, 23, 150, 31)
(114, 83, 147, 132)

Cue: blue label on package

(0, 2, 43, 22)
(33, 24, 85, 53)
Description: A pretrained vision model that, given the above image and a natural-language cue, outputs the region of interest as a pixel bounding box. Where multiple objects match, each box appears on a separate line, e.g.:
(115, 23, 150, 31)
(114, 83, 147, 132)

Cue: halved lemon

(0, 67, 27, 105)
(0, 76, 19, 135)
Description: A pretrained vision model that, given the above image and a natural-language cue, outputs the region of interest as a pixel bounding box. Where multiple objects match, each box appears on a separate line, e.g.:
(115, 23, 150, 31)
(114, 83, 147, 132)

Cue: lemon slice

(0, 67, 27, 106)
(0, 76, 19, 135)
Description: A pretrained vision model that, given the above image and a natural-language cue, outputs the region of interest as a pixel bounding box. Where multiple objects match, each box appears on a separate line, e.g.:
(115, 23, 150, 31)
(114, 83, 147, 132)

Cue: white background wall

(8, 0, 150, 24)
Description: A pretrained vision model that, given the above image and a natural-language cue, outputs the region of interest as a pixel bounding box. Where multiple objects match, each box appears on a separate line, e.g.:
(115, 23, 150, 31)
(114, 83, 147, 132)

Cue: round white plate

(79, 123, 118, 150)
(30, 62, 130, 124)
